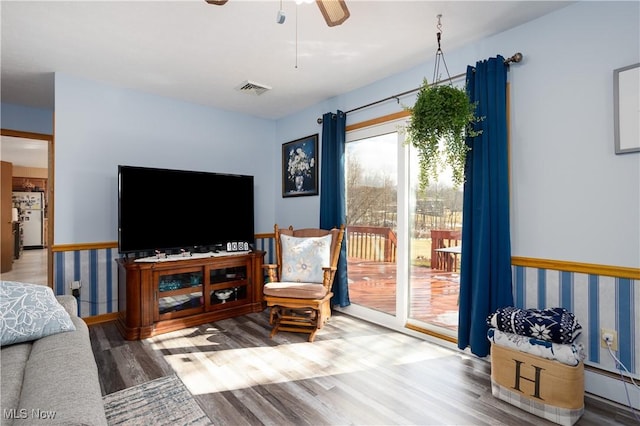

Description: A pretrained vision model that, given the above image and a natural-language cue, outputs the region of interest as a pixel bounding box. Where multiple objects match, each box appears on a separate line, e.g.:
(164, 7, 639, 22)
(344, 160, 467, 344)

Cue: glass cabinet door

(156, 270, 204, 319)
(208, 265, 248, 308)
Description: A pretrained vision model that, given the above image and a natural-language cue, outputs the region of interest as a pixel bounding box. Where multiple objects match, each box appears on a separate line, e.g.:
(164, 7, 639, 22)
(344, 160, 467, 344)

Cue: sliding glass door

(343, 124, 400, 322)
(406, 146, 462, 339)
(338, 118, 461, 339)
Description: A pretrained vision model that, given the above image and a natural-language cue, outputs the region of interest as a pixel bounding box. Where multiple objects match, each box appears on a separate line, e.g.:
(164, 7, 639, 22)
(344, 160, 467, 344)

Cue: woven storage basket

(490, 343, 584, 425)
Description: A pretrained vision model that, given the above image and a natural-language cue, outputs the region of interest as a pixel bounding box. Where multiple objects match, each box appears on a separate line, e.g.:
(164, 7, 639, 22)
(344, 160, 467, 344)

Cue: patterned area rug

(103, 374, 212, 425)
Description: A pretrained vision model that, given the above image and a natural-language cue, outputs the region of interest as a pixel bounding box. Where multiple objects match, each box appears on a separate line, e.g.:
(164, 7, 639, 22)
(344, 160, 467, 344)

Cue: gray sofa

(1, 295, 107, 426)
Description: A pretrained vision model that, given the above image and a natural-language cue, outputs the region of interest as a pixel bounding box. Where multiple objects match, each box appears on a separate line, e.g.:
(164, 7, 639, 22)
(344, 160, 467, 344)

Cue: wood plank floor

(0, 248, 47, 285)
(89, 312, 637, 425)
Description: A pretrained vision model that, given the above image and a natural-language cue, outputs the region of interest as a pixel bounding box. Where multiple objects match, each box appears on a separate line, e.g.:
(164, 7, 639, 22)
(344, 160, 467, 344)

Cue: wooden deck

(347, 259, 460, 331)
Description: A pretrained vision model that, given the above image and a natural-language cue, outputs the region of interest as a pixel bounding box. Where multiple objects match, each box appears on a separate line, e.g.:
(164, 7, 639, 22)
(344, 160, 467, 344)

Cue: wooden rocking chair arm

(322, 267, 337, 277)
(321, 267, 338, 288)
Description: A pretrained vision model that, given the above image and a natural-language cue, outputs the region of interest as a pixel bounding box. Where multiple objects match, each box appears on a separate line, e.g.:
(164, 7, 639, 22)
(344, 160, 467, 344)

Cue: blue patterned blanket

(487, 306, 582, 344)
(487, 328, 584, 366)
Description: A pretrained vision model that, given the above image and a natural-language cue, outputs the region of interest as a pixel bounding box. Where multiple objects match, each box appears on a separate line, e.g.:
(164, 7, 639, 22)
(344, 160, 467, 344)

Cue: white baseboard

(585, 369, 640, 410)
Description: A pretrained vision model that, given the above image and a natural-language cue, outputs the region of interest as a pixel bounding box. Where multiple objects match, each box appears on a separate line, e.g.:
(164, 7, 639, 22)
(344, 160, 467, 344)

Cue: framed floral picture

(282, 134, 318, 197)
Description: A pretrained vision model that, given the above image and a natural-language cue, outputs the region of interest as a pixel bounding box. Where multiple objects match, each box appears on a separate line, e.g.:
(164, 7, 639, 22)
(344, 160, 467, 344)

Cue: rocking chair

(263, 224, 345, 342)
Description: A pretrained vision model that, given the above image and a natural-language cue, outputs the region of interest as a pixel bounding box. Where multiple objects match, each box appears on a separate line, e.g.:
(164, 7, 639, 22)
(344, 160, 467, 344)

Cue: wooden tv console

(116, 250, 265, 340)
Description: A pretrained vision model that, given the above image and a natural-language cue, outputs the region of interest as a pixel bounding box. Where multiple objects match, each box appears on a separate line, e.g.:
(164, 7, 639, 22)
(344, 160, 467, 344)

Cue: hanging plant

(406, 78, 483, 190)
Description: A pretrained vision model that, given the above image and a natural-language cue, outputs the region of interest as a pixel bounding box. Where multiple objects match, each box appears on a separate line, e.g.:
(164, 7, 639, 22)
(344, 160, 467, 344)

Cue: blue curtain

(458, 56, 514, 357)
(319, 110, 349, 307)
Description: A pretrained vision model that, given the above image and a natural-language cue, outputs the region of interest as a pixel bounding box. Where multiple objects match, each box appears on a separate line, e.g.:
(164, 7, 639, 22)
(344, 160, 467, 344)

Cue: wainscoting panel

(255, 234, 275, 265)
(52, 240, 638, 384)
(512, 265, 639, 379)
(51, 240, 272, 318)
(53, 247, 119, 317)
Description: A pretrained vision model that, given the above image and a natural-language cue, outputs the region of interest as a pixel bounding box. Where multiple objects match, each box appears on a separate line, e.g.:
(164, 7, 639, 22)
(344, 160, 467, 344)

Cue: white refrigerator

(12, 191, 44, 248)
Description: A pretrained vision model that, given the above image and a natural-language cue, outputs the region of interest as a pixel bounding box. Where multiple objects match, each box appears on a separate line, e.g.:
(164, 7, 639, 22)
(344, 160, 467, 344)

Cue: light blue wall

(272, 101, 332, 228)
(276, 1, 640, 269)
(504, 2, 639, 269)
(8, 2, 637, 267)
(4, 0, 639, 407)
(53, 72, 276, 244)
(4, 2, 637, 265)
(1, 103, 53, 134)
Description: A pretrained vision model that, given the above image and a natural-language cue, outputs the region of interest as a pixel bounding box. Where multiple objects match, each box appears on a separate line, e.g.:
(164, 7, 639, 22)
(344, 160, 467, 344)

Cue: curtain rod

(317, 52, 523, 124)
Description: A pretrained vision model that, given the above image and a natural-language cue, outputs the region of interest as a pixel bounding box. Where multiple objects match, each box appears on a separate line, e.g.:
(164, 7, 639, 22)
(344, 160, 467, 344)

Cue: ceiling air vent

(235, 80, 271, 96)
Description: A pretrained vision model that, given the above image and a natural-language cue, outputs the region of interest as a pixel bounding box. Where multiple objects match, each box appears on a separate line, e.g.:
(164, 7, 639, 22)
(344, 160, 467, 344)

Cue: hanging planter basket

(406, 78, 482, 190)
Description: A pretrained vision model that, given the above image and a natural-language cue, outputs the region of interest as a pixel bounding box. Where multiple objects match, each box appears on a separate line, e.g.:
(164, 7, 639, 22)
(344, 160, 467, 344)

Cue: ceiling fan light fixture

(316, 0, 350, 27)
(205, 0, 228, 5)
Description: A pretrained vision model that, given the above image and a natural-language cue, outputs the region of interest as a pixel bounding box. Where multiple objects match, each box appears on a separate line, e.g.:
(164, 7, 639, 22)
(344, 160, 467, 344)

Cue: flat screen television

(118, 165, 255, 255)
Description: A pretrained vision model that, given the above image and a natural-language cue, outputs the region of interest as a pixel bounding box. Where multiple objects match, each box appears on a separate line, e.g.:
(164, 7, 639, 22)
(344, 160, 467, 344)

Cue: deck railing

(258, 227, 460, 270)
(256, 225, 399, 264)
(346, 225, 397, 262)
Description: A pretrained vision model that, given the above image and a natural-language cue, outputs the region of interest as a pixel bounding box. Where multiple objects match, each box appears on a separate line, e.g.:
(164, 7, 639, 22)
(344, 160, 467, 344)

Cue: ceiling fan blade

(316, 0, 350, 27)
(205, 0, 228, 5)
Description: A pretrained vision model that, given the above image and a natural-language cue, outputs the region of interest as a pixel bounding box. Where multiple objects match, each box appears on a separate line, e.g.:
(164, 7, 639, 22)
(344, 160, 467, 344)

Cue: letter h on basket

(512, 359, 545, 400)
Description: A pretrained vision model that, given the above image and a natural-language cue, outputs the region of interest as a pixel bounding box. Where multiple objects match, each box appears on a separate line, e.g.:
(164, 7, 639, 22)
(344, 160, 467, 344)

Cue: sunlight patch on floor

(150, 330, 455, 396)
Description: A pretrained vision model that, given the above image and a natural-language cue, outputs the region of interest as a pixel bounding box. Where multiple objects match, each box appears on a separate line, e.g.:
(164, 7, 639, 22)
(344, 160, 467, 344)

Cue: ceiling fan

(205, 0, 350, 27)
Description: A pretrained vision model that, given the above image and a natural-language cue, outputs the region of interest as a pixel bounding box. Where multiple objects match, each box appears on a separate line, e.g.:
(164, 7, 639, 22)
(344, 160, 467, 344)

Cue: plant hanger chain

(432, 14, 453, 86)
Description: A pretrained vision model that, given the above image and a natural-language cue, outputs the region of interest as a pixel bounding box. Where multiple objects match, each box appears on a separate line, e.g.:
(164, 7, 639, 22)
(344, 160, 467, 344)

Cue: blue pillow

(280, 234, 331, 283)
(0, 281, 76, 347)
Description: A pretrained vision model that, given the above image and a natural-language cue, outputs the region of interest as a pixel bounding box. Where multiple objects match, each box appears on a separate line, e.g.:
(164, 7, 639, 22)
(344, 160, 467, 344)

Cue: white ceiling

(1, 0, 573, 168)
(1, 136, 48, 168)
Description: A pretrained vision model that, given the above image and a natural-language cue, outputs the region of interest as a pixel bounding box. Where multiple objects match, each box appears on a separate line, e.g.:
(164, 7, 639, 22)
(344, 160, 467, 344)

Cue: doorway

(0, 129, 53, 286)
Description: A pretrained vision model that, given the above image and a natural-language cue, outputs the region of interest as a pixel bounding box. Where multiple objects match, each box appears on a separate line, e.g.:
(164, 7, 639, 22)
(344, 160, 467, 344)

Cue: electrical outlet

(600, 328, 618, 350)
(70, 280, 82, 290)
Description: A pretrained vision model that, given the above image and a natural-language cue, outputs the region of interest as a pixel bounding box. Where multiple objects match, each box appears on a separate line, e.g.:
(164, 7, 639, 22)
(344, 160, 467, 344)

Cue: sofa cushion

(280, 234, 331, 283)
(19, 315, 107, 426)
(0, 342, 32, 424)
(55, 295, 78, 317)
(0, 281, 76, 347)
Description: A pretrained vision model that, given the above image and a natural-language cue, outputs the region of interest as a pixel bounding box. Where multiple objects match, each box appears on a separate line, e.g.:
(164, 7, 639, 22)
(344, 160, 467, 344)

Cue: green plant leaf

(405, 79, 482, 190)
